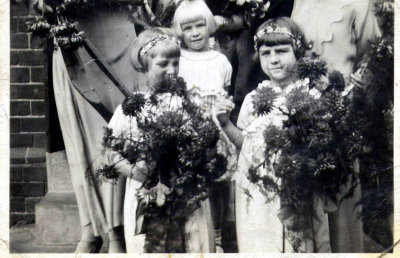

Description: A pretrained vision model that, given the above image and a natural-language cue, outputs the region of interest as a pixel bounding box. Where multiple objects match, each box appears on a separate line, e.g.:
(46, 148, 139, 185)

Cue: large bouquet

(98, 76, 227, 252)
(355, 0, 394, 248)
(247, 58, 364, 251)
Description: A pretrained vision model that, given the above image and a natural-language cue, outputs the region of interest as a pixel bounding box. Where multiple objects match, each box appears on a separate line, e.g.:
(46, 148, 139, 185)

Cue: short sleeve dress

(235, 80, 331, 252)
(179, 49, 237, 172)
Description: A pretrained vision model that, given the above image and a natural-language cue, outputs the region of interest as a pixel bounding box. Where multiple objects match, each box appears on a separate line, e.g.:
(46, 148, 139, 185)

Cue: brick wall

(10, 0, 48, 226)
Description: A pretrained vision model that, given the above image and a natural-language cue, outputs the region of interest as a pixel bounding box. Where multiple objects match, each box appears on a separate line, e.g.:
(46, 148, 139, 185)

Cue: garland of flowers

(247, 58, 364, 251)
(27, 0, 133, 50)
(97, 75, 227, 252)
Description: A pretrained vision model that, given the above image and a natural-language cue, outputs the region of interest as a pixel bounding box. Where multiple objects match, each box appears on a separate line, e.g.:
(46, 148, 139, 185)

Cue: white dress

(235, 81, 291, 252)
(235, 80, 330, 252)
(107, 95, 215, 253)
(179, 48, 237, 172)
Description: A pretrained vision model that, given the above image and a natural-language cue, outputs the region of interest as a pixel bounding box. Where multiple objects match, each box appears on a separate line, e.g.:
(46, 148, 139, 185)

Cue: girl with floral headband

(215, 17, 331, 252)
(103, 27, 214, 253)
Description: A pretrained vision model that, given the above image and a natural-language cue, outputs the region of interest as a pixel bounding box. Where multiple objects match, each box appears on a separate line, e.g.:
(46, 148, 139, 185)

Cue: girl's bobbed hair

(172, 0, 217, 39)
(130, 27, 181, 73)
(254, 17, 307, 59)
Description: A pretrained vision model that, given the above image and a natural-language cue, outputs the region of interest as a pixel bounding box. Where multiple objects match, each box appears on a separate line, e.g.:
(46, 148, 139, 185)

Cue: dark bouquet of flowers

(354, 0, 394, 248)
(247, 58, 364, 251)
(98, 75, 227, 252)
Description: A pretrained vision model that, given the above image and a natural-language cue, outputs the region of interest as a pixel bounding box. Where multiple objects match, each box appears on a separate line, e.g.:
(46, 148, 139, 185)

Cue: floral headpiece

(253, 25, 303, 51)
(139, 35, 180, 58)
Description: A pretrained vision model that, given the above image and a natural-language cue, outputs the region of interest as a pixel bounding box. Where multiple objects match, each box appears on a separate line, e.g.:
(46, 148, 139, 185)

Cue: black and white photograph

(4, 0, 397, 254)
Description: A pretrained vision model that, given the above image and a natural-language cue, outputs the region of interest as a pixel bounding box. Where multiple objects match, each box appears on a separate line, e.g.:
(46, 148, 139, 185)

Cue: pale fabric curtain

(53, 49, 110, 235)
(51, 8, 143, 235)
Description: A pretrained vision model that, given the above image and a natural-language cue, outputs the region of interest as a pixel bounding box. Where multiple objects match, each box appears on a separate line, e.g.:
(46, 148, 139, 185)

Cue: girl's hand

(215, 97, 235, 127)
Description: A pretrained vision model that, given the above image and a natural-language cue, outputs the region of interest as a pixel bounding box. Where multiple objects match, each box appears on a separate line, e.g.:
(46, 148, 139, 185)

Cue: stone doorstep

(35, 191, 81, 246)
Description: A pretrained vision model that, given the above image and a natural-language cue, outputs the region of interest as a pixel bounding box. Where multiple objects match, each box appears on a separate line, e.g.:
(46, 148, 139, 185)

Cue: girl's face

(259, 44, 297, 86)
(181, 19, 209, 52)
(145, 51, 180, 89)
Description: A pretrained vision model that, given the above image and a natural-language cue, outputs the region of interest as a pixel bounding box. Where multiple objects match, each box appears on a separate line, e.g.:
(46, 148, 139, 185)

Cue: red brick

(31, 101, 45, 115)
(22, 165, 47, 182)
(26, 147, 46, 163)
(15, 84, 46, 99)
(25, 197, 42, 213)
(10, 50, 18, 65)
(33, 133, 47, 147)
(10, 166, 22, 182)
(10, 133, 33, 148)
(10, 87, 19, 99)
(17, 17, 35, 33)
(10, 118, 20, 133)
(10, 101, 30, 116)
(14, 50, 45, 66)
(30, 35, 46, 49)
(11, 18, 18, 33)
(10, 213, 35, 226)
(11, 0, 29, 17)
(10, 147, 27, 164)
(10, 182, 45, 197)
(20, 117, 47, 132)
(11, 67, 30, 83)
(31, 67, 45, 83)
(11, 33, 29, 49)
(10, 197, 25, 212)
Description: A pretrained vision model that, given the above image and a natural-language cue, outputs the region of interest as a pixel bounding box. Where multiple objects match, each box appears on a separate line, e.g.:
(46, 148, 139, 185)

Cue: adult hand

(350, 68, 364, 89)
(214, 15, 226, 30)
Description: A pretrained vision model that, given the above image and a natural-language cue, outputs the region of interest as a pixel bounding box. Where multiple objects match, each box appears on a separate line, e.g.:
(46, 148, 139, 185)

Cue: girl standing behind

(172, 0, 235, 253)
(105, 27, 214, 253)
(216, 17, 331, 252)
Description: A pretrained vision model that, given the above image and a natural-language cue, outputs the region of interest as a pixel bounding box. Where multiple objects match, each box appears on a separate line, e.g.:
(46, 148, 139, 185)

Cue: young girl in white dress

(216, 17, 331, 252)
(172, 0, 235, 252)
(104, 27, 214, 253)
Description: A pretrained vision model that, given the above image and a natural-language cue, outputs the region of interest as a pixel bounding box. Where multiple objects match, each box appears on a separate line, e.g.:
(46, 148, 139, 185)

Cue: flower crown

(139, 35, 180, 58)
(253, 25, 303, 51)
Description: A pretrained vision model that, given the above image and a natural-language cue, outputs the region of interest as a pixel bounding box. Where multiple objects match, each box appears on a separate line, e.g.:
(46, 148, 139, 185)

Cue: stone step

(35, 191, 81, 245)
(46, 150, 73, 192)
(10, 224, 109, 253)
